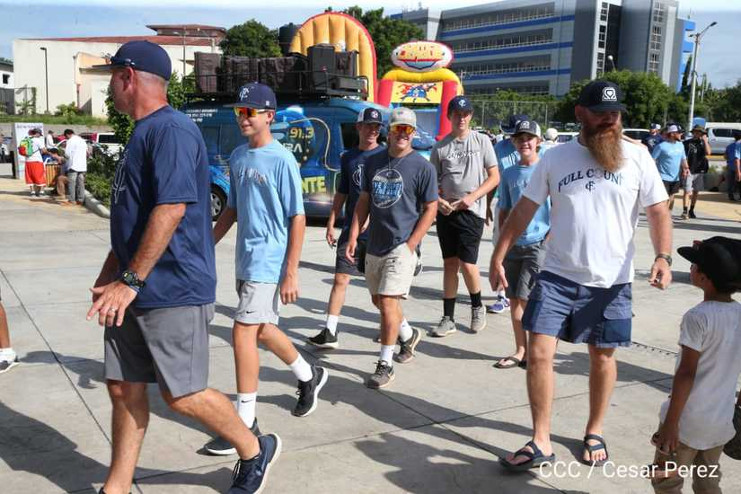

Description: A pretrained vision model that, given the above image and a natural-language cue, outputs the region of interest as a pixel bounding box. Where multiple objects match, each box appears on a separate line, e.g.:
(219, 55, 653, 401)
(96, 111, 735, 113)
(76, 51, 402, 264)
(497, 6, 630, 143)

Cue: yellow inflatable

(290, 12, 377, 102)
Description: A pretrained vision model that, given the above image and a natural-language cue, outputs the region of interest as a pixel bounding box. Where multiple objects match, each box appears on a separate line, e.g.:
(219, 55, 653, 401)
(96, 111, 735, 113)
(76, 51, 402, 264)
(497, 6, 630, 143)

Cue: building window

(598, 25, 607, 48)
(1, 74, 8, 85)
(441, 4, 556, 32)
(648, 52, 660, 73)
(600, 2, 609, 22)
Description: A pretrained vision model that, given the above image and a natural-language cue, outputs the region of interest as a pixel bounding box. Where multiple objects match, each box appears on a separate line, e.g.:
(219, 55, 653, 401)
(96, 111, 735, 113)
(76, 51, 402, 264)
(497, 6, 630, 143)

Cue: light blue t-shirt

(726, 141, 741, 171)
(228, 139, 305, 283)
(652, 140, 686, 182)
(499, 162, 551, 246)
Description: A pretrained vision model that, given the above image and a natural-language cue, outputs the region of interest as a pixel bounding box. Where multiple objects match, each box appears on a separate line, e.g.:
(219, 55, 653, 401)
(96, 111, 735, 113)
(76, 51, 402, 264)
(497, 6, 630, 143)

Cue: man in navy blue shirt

(87, 41, 276, 494)
(307, 107, 385, 349)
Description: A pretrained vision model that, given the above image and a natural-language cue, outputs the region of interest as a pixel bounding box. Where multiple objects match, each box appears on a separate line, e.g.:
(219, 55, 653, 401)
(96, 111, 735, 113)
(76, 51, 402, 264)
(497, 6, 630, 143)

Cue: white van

(705, 123, 741, 155)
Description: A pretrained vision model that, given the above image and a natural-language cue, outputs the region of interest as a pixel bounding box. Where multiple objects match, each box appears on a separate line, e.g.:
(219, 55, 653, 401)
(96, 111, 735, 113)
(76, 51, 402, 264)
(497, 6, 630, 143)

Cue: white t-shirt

(65, 134, 88, 172)
(45, 134, 55, 148)
(523, 138, 667, 287)
(660, 301, 741, 450)
(28, 136, 45, 162)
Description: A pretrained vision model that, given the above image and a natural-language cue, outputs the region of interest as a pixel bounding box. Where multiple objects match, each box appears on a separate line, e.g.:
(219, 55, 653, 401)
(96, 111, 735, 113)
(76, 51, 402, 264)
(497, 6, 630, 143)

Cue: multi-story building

(393, 0, 693, 97)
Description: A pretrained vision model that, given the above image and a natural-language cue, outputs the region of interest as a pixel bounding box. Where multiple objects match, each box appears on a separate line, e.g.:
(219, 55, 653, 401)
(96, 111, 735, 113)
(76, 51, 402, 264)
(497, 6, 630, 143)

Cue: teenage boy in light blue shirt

(724, 132, 741, 201)
(651, 124, 689, 213)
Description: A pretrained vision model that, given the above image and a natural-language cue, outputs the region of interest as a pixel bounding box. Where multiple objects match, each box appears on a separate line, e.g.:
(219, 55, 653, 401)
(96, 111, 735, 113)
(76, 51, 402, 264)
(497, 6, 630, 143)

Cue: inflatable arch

(289, 12, 378, 102)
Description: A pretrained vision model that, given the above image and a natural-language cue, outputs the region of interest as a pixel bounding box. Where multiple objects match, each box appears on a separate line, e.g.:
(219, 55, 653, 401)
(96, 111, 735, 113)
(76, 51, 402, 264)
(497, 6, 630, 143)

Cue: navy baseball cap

(92, 40, 172, 81)
(226, 83, 277, 110)
(501, 114, 530, 134)
(577, 80, 626, 112)
(513, 119, 542, 138)
(357, 107, 384, 124)
(448, 95, 473, 114)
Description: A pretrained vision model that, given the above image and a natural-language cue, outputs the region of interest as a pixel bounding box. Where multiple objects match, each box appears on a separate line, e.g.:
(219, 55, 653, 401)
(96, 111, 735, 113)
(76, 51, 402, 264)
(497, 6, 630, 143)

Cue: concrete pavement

(1, 170, 740, 494)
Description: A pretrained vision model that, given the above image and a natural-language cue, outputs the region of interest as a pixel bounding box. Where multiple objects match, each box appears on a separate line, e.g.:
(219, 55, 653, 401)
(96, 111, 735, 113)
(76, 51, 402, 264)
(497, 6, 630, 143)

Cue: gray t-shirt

(362, 149, 438, 256)
(430, 131, 497, 219)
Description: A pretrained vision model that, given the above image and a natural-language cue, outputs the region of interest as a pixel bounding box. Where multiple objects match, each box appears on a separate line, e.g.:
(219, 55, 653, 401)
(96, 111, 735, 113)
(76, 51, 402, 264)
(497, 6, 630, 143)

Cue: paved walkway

(0, 171, 740, 494)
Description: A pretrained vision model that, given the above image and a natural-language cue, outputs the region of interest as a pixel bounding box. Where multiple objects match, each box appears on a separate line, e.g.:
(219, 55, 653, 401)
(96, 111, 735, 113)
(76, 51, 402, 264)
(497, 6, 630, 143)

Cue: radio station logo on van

(372, 169, 404, 208)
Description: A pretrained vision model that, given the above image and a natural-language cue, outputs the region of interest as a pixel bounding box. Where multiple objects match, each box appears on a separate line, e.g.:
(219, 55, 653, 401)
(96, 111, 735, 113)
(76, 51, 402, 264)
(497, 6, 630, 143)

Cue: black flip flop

(494, 356, 522, 369)
(500, 440, 555, 471)
(581, 434, 609, 467)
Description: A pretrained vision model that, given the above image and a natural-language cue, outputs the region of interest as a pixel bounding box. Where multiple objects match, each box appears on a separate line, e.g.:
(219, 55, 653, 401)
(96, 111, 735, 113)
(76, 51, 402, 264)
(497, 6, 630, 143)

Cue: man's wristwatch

(121, 269, 145, 292)
(655, 254, 672, 266)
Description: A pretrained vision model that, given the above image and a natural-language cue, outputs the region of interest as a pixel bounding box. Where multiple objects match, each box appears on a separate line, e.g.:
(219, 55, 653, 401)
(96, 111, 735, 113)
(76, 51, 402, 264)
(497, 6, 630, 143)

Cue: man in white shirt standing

(61, 129, 88, 205)
(490, 81, 673, 471)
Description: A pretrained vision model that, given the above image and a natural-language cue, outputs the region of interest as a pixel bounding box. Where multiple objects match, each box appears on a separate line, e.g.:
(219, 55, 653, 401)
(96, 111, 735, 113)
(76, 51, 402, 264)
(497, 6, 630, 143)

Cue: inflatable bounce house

(376, 41, 463, 140)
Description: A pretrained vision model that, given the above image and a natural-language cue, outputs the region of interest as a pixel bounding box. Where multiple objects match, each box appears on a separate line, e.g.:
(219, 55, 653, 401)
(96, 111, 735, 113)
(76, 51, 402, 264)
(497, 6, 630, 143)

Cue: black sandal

(494, 356, 522, 369)
(500, 440, 556, 471)
(581, 434, 609, 466)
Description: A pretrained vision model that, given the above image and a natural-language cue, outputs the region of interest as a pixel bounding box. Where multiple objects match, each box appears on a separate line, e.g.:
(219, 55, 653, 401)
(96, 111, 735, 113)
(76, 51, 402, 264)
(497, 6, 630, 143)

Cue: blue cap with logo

(513, 119, 542, 138)
(226, 82, 277, 110)
(92, 40, 172, 81)
(448, 95, 473, 114)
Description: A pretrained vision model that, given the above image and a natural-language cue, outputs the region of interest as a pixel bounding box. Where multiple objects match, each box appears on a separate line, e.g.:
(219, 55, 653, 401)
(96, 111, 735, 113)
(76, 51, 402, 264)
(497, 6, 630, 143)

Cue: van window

(201, 126, 220, 156)
(220, 125, 245, 157)
(271, 114, 332, 170)
(711, 128, 734, 138)
(341, 123, 359, 150)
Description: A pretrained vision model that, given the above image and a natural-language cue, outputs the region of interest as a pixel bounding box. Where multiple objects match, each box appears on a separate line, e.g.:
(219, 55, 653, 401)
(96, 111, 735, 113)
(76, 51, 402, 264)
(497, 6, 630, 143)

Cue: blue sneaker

(227, 434, 282, 493)
(486, 296, 510, 314)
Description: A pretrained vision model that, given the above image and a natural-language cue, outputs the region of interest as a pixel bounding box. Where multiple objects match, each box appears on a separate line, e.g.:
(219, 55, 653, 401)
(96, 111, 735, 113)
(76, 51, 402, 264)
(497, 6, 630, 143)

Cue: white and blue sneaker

(486, 296, 510, 314)
(228, 433, 282, 493)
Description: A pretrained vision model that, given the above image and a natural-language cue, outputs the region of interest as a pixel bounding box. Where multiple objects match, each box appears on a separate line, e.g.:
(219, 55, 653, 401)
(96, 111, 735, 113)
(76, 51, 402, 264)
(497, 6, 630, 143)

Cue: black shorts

(663, 180, 680, 195)
(436, 210, 485, 264)
(335, 230, 364, 276)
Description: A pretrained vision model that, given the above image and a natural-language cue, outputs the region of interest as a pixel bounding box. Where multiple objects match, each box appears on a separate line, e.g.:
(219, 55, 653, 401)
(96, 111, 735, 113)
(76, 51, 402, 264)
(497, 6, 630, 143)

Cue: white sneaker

(0, 351, 19, 374)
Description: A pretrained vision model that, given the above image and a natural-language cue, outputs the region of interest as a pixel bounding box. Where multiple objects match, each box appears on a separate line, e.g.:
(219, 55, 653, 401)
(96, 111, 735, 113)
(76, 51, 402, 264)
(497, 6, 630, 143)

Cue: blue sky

(2, 0, 739, 88)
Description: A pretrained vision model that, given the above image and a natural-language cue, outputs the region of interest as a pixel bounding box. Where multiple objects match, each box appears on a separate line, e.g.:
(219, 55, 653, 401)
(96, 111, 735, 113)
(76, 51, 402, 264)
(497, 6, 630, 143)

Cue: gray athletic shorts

(104, 304, 214, 398)
(235, 280, 280, 325)
(682, 173, 705, 193)
(503, 240, 547, 300)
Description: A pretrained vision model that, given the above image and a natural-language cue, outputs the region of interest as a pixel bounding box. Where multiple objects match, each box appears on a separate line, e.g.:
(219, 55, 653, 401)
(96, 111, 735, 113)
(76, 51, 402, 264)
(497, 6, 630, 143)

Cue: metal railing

(457, 65, 551, 77)
(454, 38, 552, 54)
(442, 12, 556, 32)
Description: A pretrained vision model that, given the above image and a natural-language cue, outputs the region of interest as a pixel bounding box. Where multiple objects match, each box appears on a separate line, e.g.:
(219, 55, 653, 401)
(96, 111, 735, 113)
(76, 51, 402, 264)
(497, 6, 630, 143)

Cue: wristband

(655, 254, 672, 266)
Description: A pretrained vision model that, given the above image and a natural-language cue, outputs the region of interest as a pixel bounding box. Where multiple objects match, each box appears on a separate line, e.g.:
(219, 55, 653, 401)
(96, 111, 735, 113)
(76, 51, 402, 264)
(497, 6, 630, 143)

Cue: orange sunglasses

(390, 124, 415, 136)
(233, 107, 269, 118)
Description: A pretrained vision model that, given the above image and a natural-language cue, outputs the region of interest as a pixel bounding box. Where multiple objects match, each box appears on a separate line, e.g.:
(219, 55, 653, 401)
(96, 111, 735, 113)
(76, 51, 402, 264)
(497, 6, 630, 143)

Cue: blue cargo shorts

(522, 271, 632, 348)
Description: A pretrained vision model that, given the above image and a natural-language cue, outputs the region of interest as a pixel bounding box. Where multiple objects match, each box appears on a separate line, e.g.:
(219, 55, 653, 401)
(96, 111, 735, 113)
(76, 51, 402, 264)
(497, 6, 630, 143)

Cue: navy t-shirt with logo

(337, 146, 384, 243)
(110, 105, 216, 309)
(362, 149, 437, 256)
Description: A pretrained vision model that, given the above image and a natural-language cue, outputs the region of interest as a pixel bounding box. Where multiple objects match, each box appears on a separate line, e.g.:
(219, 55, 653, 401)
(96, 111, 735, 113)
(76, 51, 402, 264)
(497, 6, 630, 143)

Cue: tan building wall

(13, 38, 220, 117)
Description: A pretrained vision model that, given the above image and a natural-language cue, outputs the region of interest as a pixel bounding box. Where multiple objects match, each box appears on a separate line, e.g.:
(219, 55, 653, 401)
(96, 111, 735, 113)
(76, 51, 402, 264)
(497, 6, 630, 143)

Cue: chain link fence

(468, 99, 565, 131)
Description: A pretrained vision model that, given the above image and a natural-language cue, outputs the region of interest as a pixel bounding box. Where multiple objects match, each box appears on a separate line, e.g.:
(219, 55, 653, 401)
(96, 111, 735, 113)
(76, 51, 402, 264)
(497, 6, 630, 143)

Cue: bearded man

(489, 81, 673, 471)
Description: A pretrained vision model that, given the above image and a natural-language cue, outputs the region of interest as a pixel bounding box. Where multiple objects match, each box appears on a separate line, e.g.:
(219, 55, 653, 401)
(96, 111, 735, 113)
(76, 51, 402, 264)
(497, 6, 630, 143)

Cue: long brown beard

(582, 123, 624, 172)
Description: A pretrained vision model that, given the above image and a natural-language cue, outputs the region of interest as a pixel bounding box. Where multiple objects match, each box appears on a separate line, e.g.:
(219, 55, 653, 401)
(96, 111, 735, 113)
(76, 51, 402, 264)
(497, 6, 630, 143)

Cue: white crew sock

(236, 392, 257, 428)
(289, 354, 314, 382)
(0, 347, 15, 358)
(325, 314, 339, 335)
(398, 318, 413, 342)
(380, 345, 395, 366)
(497, 290, 506, 299)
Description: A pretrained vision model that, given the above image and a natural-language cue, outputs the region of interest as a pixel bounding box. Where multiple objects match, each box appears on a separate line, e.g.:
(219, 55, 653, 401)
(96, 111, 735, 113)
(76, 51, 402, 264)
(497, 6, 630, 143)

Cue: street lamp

(687, 21, 717, 132)
(39, 47, 49, 113)
(607, 54, 616, 71)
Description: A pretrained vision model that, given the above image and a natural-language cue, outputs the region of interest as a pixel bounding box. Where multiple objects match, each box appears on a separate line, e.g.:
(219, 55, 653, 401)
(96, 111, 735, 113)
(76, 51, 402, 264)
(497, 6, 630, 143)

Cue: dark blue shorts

(522, 271, 632, 348)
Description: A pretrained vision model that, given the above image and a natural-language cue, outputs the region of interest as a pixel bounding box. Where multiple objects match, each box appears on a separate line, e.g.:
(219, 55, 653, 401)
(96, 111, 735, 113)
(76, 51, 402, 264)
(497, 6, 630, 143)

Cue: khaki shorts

(365, 243, 418, 298)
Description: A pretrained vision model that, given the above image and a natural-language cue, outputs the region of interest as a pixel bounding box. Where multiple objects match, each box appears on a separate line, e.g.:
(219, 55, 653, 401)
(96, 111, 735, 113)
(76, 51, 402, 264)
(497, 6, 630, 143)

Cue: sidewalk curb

(83, 190, 110, 219)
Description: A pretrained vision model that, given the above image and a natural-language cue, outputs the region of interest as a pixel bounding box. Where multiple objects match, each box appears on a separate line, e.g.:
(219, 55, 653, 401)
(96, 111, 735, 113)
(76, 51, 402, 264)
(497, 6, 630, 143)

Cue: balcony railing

(442, 12, 556, 32)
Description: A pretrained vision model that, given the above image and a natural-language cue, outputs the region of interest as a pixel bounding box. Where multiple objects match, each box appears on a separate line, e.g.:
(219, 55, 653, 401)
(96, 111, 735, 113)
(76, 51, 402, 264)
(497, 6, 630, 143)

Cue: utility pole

(687, 21, 717, 131)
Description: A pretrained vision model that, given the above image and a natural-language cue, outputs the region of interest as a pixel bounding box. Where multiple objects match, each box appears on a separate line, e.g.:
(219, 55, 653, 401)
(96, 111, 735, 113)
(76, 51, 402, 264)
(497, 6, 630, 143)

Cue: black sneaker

(366, 360, 395, 389)
(228, 433, 282, 494)
(307, 328, 339, 349)
(292, 365, 328, 417)
(688, 209, 696, 219)
(394, 327, 421, 364)
(204, 419, 261, 456)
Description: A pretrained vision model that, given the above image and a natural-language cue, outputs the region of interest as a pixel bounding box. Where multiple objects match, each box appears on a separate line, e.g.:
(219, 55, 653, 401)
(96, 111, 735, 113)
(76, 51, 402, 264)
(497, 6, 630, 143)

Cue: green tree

(555, 70, 677, 128)
(220, 20, 281, 57)
(342, 6, 424, 77)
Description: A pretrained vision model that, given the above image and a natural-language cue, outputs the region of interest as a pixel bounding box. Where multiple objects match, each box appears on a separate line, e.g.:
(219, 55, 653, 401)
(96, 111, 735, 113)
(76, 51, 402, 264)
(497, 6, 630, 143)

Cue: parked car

(623, 128, 650, 141)
(557, 131, 578, 143)
(182, 98, 435, 220)
(79, 132, 123, 156)
(705, 122, 741, 155)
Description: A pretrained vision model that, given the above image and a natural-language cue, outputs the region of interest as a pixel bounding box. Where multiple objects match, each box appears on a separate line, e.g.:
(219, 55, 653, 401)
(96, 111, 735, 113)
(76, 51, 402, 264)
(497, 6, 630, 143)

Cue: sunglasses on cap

(233, 107, 269, 118)
(390, 124, 415, 136)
